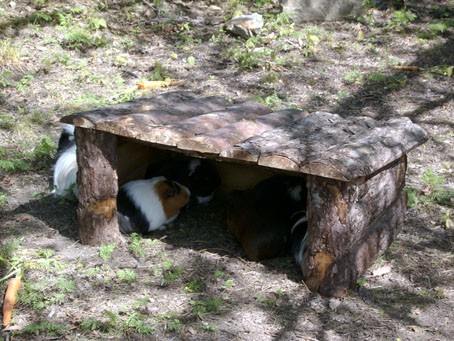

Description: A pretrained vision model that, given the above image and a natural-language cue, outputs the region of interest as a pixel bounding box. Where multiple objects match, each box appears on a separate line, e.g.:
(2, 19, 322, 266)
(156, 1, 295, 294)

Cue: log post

(75, 127, 123, 245)
(302, 156, 407, 297)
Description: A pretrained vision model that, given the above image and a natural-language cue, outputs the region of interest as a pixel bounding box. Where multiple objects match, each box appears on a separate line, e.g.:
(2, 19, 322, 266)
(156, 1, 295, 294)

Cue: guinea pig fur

(226, 175, 307, 261)
(52, 124, 78, 197)
(145, 158, 220, 204)
(290, 211, 309, 266)
(117, 176, 190, 234)
(227, 189, 291, 261)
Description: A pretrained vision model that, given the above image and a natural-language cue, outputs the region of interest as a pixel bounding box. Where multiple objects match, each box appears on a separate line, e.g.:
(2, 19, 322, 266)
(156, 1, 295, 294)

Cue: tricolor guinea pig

(145, 158, 220, 204)
(226, 175, 307, 261)
(52, 124, 78, 197)
(117, 176, 190, 234)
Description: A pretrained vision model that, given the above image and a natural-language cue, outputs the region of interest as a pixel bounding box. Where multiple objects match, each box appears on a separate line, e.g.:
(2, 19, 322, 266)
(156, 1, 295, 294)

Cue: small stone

(329, 298, 341, 310)
(225, 13, 264, 39)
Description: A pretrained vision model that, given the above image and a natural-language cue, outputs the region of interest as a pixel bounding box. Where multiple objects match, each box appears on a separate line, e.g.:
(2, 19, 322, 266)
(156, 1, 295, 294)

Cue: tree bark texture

(302, 156, 407, 297)
(75, 127, 122, 246)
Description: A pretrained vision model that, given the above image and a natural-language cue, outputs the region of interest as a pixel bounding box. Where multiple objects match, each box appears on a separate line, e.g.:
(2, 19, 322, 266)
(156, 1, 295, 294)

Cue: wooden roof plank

(223, 113, 428, 181)
(140, 101, 271, 147)
(176, 109, 309, 154)
(60, 91, 231, 130)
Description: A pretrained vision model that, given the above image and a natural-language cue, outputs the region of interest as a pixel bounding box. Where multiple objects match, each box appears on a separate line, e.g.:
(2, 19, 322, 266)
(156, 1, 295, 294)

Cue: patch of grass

(19, 321, 67, 337)
(37, 248, 56, 259)
(224, 278, 235, 289)
(116, 269, 137, 283)
(99, 243, 116, 261)
(0, 40, 21, 67)
(387, 10, 417, 32)
(63, 28, 109, 50)
(158, 312, 181, 332)
(161, 263, 183, 286)
(122, 311, 155, 335)
(343, 70, 363, 84)
(184, 278, 204, 293)
(129, 232, 145, 257)
(80, 311, 118, 332)
(0, 114, 15, 128)
(189, 297, 223, 315)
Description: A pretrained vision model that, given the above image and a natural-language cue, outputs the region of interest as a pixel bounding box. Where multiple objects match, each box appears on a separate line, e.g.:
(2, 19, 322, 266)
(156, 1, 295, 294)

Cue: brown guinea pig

(226, 175, 307, 261)
(117, 176, 190, 234)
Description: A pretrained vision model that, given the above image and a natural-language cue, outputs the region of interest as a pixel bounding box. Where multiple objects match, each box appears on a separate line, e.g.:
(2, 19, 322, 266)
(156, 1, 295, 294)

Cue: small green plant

(123, 312, 155, 335)
(356, 276, 367, 287)
(56, 277, 76, 293)
(224, 278, 235, 289)
(37, 248, 56, 259)
(20, 321, 66, 337)
(0, 40, 21, 67)
(421, 167, 453, 206)
(89, 17, 108, 31)
(213, 270, 225, 279)
(117, 269, 137, 283)
(161, 264, 183, 286)
(129, 233, 145, 257)
(0, 193, 8, 207)
(99, 243, 116, 261)
(184, 279, 204, 293)
(81, 311, 118, 332)
(16, 74, 34, 91)
(148, 61, 170, 81)
(202, 321, 219, 331)
(0, 114, 14, 129)
(189, 297, 223, 315)
(343, 70, 363, 84)
(387, 10, 417, 31)
(159, 312, 181, 332)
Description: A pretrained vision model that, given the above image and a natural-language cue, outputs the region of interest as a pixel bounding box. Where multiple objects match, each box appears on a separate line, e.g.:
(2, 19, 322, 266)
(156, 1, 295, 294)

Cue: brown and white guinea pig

(52, 124, 78, 197)
(145, 158, 220, 204)
(117, 176, 190, 234)
(226, 175, 307, 261)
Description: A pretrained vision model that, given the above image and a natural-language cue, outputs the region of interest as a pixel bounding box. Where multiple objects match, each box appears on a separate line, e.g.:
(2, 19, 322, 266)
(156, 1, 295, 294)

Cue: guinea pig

(117, 176, 190, 234)
(226, 175, 307, 261)
(290, 211, 309, 266)
(145, 157, 220, 204)
(52, 124, 78, 197)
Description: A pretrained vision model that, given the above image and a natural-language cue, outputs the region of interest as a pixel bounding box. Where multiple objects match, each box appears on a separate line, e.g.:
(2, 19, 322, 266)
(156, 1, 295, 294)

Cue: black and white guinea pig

(226, 175, 307, 261)
(145, 158, 220, 204)
(117, 176, 191, 235)
(52, 124, 78, 197)
(290, 211, 309, 266)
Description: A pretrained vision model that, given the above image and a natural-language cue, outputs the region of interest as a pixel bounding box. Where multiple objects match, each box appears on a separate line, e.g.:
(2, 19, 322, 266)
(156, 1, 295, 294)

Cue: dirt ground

(0, 1, 453, 340)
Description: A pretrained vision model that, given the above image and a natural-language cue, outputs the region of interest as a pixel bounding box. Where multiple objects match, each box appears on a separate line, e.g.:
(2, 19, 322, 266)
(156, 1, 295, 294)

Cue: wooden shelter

(61, 91, 428, 297)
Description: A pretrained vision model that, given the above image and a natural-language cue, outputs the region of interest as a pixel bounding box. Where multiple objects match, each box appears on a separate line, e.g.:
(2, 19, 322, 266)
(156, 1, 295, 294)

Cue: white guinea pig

(52, 124, 78, 197)
(117, 176, 191, 234)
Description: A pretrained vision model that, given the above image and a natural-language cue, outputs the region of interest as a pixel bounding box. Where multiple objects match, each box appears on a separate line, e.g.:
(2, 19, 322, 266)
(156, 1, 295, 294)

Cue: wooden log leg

(302, 156, 407, 297)
(75, 128, 123, 245)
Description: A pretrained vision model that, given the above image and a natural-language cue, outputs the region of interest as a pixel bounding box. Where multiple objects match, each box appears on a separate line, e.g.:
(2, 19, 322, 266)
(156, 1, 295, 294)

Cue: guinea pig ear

(163, 180, 180, 198)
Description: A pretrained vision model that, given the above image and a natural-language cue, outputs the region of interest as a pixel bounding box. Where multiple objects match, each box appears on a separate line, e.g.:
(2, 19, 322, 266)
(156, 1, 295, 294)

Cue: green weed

(20, 321, 67, 337)
(89, 17, 108, 31)
(99, 243, 116, 261)
(37, 248, 56, 259)
(0, 40, 21, 67)
(189, 297, 223, 315)
(123, 311, 155, 335)
(184, 279, 204, 293)
(0, 114, 15, 129)
(129, 232, 145, 257)
(117, 269, 137, 283)
(343, 70, 363, 84)
(387, 10, 417, 31)
(161, 264, 183, 286)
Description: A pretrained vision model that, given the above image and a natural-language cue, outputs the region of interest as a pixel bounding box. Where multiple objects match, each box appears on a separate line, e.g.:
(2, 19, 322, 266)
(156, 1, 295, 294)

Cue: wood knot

(88, 197, 116, 219)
